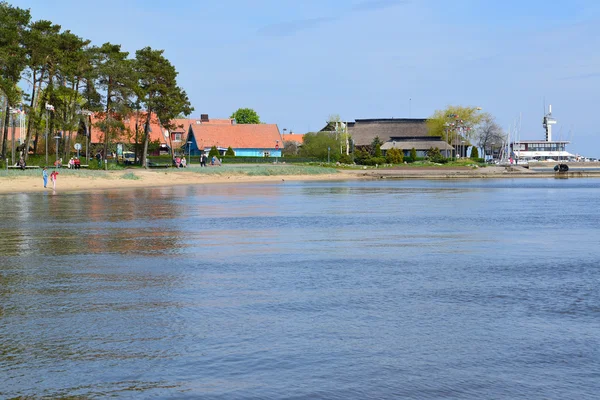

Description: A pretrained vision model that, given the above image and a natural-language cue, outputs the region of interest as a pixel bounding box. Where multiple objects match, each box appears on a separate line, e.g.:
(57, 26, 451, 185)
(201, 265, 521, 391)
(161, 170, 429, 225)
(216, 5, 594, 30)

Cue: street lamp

(187, 141, 192, 165)
(54, 134, 61, 168)
(45, 103, 54, 166)
(9, 108, 19, 167)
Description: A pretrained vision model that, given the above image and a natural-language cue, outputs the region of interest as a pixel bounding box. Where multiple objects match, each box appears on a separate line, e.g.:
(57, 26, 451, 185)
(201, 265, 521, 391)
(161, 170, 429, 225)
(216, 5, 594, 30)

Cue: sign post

(275, 140, 279, 164)
(74, 143, 82, 159)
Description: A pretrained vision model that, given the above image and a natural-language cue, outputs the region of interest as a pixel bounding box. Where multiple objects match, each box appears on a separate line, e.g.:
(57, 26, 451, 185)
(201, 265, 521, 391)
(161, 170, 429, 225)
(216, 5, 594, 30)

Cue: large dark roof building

(325, 118, 454, 157)
(349, 118, 430, 146)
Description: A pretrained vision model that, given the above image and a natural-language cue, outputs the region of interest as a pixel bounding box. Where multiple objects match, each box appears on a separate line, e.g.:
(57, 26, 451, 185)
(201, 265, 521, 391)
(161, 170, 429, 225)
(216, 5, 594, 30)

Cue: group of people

(174, 156, 187, 168)
(67, 157, 82, 169)
(198, 153, 221, 167)
(42, 167, 58, 190)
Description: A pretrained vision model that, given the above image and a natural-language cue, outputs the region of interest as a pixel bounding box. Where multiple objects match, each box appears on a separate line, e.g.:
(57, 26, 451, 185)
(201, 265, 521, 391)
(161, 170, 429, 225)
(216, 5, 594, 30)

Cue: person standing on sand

(50, 170, 58, 190)
(181, 156, 187, 168)
(42, 167, 48, 188)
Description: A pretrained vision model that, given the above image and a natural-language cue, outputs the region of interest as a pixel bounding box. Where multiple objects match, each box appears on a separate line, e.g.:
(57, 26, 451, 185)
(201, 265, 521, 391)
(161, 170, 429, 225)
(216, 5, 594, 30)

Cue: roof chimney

(200, 114, 209, 122)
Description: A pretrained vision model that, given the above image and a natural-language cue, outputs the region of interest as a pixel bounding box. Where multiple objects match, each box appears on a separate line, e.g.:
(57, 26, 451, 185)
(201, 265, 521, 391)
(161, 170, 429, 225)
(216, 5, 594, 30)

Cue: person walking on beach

(42, 167, 48, 188)
(200, 153, 206, 167)
(50, 170, 58, 190)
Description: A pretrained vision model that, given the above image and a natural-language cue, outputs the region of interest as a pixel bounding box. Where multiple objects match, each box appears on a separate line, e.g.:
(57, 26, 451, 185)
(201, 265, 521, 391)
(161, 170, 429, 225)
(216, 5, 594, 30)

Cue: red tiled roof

(172, 118, 234, 133)
(283, 134, 304, 144)
(191, 124, 282, 149)
(89, 112, 168, 145)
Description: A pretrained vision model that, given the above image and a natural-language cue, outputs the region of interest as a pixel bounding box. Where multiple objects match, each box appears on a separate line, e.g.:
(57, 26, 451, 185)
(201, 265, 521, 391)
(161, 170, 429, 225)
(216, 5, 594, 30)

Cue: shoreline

(1, 165, 599, 195)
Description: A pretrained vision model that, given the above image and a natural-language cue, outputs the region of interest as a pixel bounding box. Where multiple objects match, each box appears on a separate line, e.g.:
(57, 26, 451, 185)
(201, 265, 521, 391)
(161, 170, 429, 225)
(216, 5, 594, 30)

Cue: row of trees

(0, 2, 193, 166)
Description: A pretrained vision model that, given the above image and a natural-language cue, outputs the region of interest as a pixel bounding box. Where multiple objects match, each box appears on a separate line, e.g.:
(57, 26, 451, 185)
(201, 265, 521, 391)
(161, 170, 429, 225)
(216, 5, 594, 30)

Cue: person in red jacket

(50, 170, 59, 190)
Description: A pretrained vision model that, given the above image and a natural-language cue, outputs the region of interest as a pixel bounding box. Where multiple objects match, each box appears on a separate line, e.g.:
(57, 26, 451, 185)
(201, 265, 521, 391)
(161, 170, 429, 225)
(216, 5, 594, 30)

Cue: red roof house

(182, 114, 282, 157)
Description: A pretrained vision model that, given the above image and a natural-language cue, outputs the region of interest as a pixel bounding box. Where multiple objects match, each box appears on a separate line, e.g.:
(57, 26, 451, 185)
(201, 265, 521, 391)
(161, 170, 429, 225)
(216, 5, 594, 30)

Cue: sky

(14, 0, 600, 156)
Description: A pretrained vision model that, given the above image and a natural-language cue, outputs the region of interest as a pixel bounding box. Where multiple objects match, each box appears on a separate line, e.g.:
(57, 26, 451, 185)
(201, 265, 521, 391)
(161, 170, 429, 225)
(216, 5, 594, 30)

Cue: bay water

(1, 178, 599, 399)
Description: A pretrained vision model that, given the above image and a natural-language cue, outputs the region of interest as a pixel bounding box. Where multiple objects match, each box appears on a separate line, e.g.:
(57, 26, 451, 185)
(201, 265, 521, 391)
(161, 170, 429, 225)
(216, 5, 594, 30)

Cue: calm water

(1, 178, 599, 399)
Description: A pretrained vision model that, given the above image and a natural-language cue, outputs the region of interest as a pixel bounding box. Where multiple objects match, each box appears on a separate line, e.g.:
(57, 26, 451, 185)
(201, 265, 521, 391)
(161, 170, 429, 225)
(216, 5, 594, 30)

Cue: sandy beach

(0, 164, 596, 195)
(0, 166, 353, 195)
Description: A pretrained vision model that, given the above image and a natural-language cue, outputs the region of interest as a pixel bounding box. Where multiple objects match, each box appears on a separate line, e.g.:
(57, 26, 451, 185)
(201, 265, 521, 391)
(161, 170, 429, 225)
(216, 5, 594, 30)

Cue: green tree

(225, 146, 235, 156)
(230, 107, 260, 124)
(410, 147, 417, 161)
(208, 145, 219, 158)
(371, 136, 383, 157)
(386, 147, 404, 164)
(21, 19, 61, 160)
(0, 2, 31, 160)
(470, 146, 479, 159)
(53, 30, 91, 161)
(427, 105, 486, 145)
(300, 131, 341, 161)
(134, 46, 193, 166)
(94, 42, 134, 160)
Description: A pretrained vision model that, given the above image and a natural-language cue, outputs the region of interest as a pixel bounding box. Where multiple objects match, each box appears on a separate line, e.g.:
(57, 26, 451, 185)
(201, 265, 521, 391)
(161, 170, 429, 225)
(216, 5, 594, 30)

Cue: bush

(208, 146, 219, 158)
(353, 148, 370, 165)
(372, 156, 386, 165)
(470, 146, 479, 159)
(385, 148, 404, 164)
(361, 156, 386, 166)
(225, 146, 235, 156)
(427, 147, 447, 163)
(339, 154, 353, 164)
(410, 147, 417, 161)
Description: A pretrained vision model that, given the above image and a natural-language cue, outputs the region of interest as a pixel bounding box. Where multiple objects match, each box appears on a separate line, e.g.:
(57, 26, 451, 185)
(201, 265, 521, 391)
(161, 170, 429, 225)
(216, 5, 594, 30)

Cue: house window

(264, 151, 270, 157)
(172, 133, 183, 142)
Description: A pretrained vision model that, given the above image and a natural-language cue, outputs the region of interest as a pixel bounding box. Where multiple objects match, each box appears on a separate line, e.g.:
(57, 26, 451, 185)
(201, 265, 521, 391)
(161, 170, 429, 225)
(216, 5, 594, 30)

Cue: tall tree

(427, 105, 486, 144)
(476, 115, 505, 160)
(326, 114, 350, 155)
(230, 107, 260, 124)
(134, 46, 192, 167)
(21, 19, 61, 160)
(94, 42, 134, 160)
(52, 30, 91, 161)
(0, 2, 30, 160)
(300, 131, 341, 161)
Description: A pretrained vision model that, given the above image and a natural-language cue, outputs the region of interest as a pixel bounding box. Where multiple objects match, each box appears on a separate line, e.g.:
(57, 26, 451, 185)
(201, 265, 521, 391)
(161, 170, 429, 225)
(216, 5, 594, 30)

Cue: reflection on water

(1, 179, 600, 398)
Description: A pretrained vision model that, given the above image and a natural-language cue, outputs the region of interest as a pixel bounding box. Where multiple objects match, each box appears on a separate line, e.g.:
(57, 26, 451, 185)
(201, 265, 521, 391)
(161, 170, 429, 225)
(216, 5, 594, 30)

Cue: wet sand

(0, 165, 594, 195)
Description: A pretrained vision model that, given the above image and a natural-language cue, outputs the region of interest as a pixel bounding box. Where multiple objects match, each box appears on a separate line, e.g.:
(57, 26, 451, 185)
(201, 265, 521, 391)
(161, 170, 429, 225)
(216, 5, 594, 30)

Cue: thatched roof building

(341, 118, 453, 157)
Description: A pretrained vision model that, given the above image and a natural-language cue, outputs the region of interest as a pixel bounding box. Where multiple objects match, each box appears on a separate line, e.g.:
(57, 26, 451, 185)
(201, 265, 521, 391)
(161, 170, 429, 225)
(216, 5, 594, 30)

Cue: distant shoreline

(1, 165, 599, 195)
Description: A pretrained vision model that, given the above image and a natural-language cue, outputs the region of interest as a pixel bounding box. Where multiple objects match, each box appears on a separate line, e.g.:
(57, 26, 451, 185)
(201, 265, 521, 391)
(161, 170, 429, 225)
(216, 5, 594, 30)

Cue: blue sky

(15, 0, 600, 156)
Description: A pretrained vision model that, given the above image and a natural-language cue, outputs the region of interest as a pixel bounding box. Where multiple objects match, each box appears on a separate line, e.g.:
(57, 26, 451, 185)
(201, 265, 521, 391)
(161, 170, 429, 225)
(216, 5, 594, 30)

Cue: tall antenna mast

(543, 104, 556, 142)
